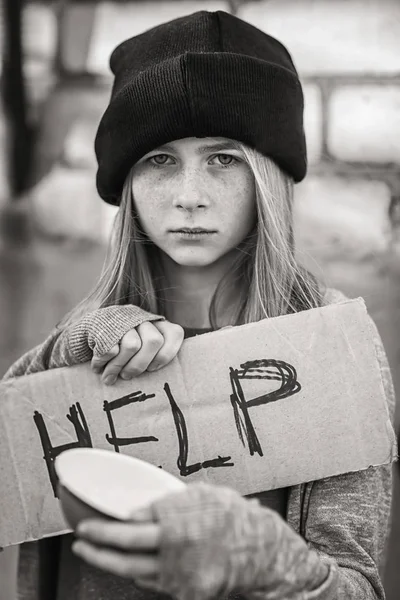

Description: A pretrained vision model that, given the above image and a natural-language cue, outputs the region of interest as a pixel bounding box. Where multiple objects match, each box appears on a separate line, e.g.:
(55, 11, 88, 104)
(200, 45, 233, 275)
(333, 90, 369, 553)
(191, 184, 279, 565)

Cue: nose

(172, 169, 209, 212)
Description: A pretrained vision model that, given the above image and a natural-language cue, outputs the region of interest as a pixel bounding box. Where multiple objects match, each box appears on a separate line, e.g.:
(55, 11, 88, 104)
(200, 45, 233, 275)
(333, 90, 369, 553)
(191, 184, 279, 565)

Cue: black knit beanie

(95, 10, 306, 205)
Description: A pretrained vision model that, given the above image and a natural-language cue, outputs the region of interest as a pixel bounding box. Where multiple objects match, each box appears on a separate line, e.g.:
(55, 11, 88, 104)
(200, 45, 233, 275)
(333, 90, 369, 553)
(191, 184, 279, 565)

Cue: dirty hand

(91, 320, 184, 385)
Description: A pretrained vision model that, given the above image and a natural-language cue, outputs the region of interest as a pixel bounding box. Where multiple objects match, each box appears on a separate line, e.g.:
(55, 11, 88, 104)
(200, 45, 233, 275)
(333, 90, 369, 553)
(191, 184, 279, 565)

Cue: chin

(169, 250, 222, 268)
(175, 258, 217, 268)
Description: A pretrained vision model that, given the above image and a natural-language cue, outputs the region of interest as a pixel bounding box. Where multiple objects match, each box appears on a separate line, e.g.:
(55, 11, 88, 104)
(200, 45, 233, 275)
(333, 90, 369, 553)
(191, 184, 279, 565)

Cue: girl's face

(131, 137, 256, 269)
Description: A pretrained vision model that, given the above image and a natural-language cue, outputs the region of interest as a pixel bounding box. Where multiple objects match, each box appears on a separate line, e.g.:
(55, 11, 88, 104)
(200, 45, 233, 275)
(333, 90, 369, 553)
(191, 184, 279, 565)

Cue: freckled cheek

(229, 184, 256, 230)
(132, 182, 169, 231)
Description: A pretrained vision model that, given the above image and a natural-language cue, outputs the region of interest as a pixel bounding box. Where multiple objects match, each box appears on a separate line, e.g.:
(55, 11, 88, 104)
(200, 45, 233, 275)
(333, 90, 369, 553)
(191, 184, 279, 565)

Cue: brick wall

(11, 0, 400, 259)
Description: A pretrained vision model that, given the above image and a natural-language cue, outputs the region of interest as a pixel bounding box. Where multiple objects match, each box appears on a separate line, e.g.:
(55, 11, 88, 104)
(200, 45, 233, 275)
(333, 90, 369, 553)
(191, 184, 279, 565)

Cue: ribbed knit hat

(95, 10, 307, 205)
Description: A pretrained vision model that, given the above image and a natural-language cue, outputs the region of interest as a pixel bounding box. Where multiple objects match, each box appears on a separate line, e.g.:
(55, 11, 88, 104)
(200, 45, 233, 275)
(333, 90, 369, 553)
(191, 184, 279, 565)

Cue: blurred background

(0, 0, 399, 598)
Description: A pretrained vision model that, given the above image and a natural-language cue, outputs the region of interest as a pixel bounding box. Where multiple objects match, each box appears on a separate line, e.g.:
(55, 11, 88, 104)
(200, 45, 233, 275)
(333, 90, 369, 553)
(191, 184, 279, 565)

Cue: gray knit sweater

(3, 289, 396, 600)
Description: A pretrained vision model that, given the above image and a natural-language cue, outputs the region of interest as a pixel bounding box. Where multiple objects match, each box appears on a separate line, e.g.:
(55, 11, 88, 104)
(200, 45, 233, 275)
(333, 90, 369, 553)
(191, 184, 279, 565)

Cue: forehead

(147, 137, 240, 155)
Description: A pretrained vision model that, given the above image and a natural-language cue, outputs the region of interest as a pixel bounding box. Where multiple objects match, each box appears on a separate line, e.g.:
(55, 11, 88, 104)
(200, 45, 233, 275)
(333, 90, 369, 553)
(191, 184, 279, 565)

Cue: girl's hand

(73, 507, 162, 589)
(73, 484, 266, 599)
(91, 320, 184, 385)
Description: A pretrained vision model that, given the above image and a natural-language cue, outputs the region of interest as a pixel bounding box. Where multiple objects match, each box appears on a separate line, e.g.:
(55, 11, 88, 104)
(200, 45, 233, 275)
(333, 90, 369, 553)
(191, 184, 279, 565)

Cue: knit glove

(150, 483, 336, 600)
(2, 305, 164, 379)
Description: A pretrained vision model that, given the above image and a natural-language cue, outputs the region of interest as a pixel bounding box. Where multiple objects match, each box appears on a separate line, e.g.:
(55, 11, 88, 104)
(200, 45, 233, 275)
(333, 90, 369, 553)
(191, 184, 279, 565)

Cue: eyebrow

(152, 142, 239, 155)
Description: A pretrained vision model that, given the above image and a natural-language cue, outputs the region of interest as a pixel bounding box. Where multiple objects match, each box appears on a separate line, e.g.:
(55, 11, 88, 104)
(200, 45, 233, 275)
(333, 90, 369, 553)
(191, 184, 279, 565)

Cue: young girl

(4, 10, 395, 600)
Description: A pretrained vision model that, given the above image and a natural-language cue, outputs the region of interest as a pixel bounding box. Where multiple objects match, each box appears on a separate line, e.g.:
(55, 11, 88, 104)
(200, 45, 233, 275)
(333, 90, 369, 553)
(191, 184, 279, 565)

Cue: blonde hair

(60, 143, 321, 330)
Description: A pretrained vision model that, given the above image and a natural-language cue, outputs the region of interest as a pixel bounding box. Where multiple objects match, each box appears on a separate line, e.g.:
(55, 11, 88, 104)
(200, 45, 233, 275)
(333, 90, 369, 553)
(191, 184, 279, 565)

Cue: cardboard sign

(0, 298, 396, 547)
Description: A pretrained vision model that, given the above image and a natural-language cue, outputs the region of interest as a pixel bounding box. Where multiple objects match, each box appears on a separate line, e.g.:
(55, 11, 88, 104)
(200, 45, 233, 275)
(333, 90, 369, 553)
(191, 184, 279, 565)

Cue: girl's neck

(160, 252, 239, 329)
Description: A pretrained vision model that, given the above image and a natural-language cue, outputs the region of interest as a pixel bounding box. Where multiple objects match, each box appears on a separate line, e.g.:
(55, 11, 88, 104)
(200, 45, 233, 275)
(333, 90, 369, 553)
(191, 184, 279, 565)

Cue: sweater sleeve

(2, 305, 164, 380)
(151, 483, 336, 600)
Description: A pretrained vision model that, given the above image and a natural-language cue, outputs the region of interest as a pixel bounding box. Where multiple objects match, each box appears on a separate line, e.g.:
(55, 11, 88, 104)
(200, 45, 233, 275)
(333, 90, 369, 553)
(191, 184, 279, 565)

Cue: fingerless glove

(151, 483, 335, 600)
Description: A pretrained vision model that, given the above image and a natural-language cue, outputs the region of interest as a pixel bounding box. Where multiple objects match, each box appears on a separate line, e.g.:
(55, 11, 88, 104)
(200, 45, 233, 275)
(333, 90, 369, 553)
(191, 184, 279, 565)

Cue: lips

(171, 228, 216, 233)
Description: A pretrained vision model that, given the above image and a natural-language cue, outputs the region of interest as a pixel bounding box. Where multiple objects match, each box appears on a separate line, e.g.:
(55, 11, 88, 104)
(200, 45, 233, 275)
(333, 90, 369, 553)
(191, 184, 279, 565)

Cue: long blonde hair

(60, 142, 322, 330)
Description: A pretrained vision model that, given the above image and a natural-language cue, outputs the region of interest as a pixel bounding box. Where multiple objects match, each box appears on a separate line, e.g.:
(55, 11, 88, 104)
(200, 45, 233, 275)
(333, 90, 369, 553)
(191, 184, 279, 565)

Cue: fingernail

(103, 376, 116, 386)
(76, 522, 87, 535)
(92, 366, 101, 374)
(72, 541, 82, 555)
(120, 373, 132, 380)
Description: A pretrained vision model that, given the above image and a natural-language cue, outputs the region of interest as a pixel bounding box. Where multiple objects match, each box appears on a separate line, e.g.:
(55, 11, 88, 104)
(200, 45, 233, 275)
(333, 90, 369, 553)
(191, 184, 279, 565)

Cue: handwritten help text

(33, 359, 301, 496)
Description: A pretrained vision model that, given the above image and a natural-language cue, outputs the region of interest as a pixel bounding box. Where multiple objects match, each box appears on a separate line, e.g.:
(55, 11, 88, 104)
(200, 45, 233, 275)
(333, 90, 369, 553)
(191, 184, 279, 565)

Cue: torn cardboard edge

(0, 297, 397, 547)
